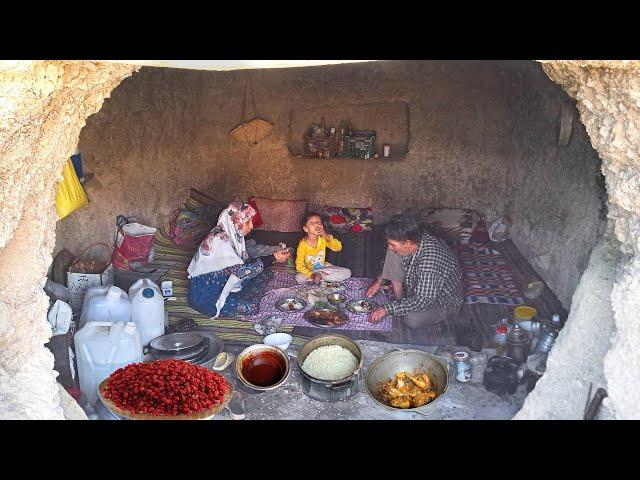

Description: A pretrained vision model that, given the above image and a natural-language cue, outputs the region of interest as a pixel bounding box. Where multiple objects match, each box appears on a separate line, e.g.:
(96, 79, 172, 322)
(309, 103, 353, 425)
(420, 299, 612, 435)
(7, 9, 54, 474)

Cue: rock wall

(0, 59, 622, 420)
(502, 62, 606, 308)
(514, 241, 619, 419)
(515, 60, 640, 419)
(55, 60, 603, 307)
(0, 61, 137, 419)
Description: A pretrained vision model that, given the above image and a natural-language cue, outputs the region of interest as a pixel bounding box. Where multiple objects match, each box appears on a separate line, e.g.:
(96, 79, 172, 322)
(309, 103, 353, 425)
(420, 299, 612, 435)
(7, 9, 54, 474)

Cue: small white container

(263, 333, 292, 351)
(161, 280, 173, 297)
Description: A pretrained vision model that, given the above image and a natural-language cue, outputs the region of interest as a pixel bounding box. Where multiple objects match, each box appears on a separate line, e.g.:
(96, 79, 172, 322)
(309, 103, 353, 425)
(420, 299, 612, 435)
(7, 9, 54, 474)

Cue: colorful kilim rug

(455, 242, 525, 305)
(425, 210, 525, 305)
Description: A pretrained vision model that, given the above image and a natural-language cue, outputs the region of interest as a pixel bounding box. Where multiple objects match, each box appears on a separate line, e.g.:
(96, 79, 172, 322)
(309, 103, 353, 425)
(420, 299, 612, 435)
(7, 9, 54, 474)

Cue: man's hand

(274, 249, 291, 262)
(368, 305, 388, 324)
(365, 277, 382, 298)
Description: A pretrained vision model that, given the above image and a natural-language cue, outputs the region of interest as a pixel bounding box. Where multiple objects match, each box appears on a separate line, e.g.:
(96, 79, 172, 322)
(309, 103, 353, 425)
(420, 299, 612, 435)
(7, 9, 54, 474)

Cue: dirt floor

(92, 340, 527, 421)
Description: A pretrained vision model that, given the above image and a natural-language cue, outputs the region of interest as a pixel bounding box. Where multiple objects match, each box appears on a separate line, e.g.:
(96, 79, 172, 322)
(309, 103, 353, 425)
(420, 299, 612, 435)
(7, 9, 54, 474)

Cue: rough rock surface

(55, 60, 603, 308)
(0, 61, 136, 419)
(535, 60, 640, 419)
(514, 242, 618, 419)
(1, 59, 631, 420)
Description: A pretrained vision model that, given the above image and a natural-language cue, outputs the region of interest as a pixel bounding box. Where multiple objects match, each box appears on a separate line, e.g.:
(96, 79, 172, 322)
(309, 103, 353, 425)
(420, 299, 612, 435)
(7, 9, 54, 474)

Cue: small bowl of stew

(235, 344, 291, 391)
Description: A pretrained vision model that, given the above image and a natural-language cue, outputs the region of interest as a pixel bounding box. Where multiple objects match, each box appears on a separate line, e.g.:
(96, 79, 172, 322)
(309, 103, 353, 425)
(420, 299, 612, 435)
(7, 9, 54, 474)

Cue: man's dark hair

(384, 214, 422, 243)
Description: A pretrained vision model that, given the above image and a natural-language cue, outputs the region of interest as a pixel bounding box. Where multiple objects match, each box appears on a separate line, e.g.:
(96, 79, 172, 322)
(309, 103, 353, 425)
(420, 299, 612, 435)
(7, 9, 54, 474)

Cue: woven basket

(230, 118, 274, 144)
(68, 242, 113, 274)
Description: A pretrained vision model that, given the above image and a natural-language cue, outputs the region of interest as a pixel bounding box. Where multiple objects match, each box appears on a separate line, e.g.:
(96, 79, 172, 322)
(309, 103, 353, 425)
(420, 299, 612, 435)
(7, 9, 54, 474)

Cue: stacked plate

(145, 331, 224, 366)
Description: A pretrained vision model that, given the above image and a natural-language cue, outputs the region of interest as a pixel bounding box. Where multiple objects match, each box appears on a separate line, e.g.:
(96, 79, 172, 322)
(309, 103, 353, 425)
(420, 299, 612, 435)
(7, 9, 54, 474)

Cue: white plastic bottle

(129, 278, 165, 346)
(78, 285, 132, 328)
(74, 321, 143, 406)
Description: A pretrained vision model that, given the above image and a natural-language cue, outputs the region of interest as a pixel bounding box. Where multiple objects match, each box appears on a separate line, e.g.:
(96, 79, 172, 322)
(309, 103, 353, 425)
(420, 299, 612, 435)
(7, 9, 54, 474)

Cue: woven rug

(248, 276, 394, 332)
(424, 211, 525, 306)
(456, 242, 525, 305)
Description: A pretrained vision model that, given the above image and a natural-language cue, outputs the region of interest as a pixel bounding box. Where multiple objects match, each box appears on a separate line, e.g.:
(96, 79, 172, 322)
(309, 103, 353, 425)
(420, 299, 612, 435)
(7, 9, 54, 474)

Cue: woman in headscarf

(187, 202, 291, 317)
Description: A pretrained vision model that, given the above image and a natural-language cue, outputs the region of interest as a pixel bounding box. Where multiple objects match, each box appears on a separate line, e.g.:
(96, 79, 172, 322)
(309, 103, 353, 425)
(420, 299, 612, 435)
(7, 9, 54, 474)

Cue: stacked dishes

(145, 331, 230, 368)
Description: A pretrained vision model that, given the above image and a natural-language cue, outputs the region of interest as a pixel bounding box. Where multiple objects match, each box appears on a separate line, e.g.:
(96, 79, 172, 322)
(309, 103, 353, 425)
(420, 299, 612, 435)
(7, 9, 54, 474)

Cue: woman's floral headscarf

(187, 202, 257, 277)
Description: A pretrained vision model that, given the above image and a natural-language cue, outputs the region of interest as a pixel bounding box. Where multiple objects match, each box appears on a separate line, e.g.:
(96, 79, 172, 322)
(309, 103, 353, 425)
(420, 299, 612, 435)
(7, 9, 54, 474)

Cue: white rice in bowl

(301, 344, 359, 381)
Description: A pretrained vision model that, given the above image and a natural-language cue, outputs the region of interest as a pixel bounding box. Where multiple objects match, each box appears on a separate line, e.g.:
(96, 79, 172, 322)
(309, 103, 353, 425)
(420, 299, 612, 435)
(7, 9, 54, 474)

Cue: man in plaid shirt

(367, 214, 464, 328)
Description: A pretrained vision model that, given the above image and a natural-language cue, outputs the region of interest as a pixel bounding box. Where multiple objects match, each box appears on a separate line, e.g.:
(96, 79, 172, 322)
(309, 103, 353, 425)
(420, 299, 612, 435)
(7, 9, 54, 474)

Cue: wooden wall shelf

(287, 101, 410, 159)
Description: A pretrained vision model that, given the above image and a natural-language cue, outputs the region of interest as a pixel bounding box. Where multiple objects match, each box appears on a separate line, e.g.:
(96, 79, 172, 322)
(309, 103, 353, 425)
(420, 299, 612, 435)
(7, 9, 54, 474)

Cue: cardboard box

(67, 263, 114, 314)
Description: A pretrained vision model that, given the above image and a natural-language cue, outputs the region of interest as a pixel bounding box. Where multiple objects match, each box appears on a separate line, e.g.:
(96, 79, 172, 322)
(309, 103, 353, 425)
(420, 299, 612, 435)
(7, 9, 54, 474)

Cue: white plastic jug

(129, 278, 165, 346)
(74, 321, 143, 406)
(78, 285, 131, 329)
(81, 284, 114, 316)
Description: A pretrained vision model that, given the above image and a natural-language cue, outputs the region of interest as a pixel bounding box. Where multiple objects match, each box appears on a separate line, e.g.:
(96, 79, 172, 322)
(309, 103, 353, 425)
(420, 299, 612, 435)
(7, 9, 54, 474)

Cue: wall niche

(287, 101, 410, 160)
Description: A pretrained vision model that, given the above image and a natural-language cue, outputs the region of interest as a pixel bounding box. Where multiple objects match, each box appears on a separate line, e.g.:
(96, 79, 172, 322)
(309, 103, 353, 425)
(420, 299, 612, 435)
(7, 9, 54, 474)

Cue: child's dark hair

(301, 211, 323, 229)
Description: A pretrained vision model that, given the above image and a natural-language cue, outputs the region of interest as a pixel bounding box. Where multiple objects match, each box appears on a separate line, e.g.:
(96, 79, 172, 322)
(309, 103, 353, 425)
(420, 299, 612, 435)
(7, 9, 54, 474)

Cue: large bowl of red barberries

(98, 359, 233, 420)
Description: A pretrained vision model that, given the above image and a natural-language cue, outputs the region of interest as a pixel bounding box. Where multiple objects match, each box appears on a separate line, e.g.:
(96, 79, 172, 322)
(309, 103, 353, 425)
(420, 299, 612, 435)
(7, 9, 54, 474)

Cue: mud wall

(55, 60, 603, 307)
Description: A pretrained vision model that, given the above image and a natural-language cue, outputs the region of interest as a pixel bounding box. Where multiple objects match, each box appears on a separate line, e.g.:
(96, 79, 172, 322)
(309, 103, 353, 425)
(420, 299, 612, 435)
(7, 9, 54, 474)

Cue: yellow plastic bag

(55, 159, 88, 219)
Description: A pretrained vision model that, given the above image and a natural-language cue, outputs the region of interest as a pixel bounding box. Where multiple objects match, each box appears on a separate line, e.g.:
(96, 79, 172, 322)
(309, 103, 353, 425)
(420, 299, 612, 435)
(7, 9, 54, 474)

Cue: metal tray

(148, 337, 210, 362)
(149, 332, 205, 353)
(303, 308, 349, 327)
(346, 299, 378, 314)
(275, 297, 307, 313)
(146, 331, 225, 367)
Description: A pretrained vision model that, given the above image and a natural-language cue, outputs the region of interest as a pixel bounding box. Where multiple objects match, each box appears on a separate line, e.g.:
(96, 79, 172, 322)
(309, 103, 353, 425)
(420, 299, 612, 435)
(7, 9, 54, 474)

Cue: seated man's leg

(400, 307, 448, 329)
(381, 248, 404, 300)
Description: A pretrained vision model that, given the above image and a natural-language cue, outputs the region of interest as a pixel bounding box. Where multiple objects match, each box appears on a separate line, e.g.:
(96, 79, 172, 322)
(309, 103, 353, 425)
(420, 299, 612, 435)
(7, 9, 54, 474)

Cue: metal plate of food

(303, 308, 349, 327)
(149, 332, 205, 353)
(275, 297, 307, 313)
(346, 299, 378, 314)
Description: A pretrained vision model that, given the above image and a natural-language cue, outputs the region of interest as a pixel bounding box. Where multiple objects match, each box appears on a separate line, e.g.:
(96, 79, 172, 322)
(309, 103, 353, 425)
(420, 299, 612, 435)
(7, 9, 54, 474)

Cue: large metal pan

(365, 349, 449, 415)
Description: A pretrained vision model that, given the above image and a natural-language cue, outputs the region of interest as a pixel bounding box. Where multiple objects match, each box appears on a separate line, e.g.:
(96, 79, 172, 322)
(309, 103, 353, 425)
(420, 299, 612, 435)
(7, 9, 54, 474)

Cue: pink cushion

(253, 197, 308, 232)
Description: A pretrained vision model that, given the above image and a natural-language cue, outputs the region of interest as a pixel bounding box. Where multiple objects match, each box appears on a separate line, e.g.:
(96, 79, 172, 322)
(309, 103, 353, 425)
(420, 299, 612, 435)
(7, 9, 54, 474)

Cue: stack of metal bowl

(145, 332, 224, 366)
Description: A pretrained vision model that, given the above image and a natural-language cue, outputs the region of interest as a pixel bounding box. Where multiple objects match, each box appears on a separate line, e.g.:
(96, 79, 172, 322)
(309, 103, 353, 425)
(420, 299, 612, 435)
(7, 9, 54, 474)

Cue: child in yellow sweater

(295, 212, 352, 284)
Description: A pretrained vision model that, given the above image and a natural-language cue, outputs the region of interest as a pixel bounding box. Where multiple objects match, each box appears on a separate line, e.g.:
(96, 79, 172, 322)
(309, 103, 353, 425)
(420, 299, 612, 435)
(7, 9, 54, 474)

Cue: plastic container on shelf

(128, 278, 165, 347)
(74, 321, 143, 406)
(78, 285, 132, 328)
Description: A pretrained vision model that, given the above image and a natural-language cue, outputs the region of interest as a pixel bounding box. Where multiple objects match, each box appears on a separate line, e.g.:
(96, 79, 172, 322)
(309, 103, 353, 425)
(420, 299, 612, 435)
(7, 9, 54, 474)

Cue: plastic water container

(74, 321, 143, 406)
(78, 285, 132, 328)
(129, 278, 165, 346)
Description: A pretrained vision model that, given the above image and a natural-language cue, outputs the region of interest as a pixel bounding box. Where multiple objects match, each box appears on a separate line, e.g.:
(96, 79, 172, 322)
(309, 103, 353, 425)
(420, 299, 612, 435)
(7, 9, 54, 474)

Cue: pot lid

(149, 332, 204, 353)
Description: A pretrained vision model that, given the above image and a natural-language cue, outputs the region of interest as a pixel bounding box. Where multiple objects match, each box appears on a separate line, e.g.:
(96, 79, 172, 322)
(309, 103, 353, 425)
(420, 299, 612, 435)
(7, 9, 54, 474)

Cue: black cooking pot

(483, 356, 521, 395)
(297, 334, 362, 402)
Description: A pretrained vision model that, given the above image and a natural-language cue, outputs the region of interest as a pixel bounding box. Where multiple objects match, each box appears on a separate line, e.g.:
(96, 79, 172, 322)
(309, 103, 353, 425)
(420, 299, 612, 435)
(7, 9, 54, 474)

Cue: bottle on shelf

(337, 120, 345, 157)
